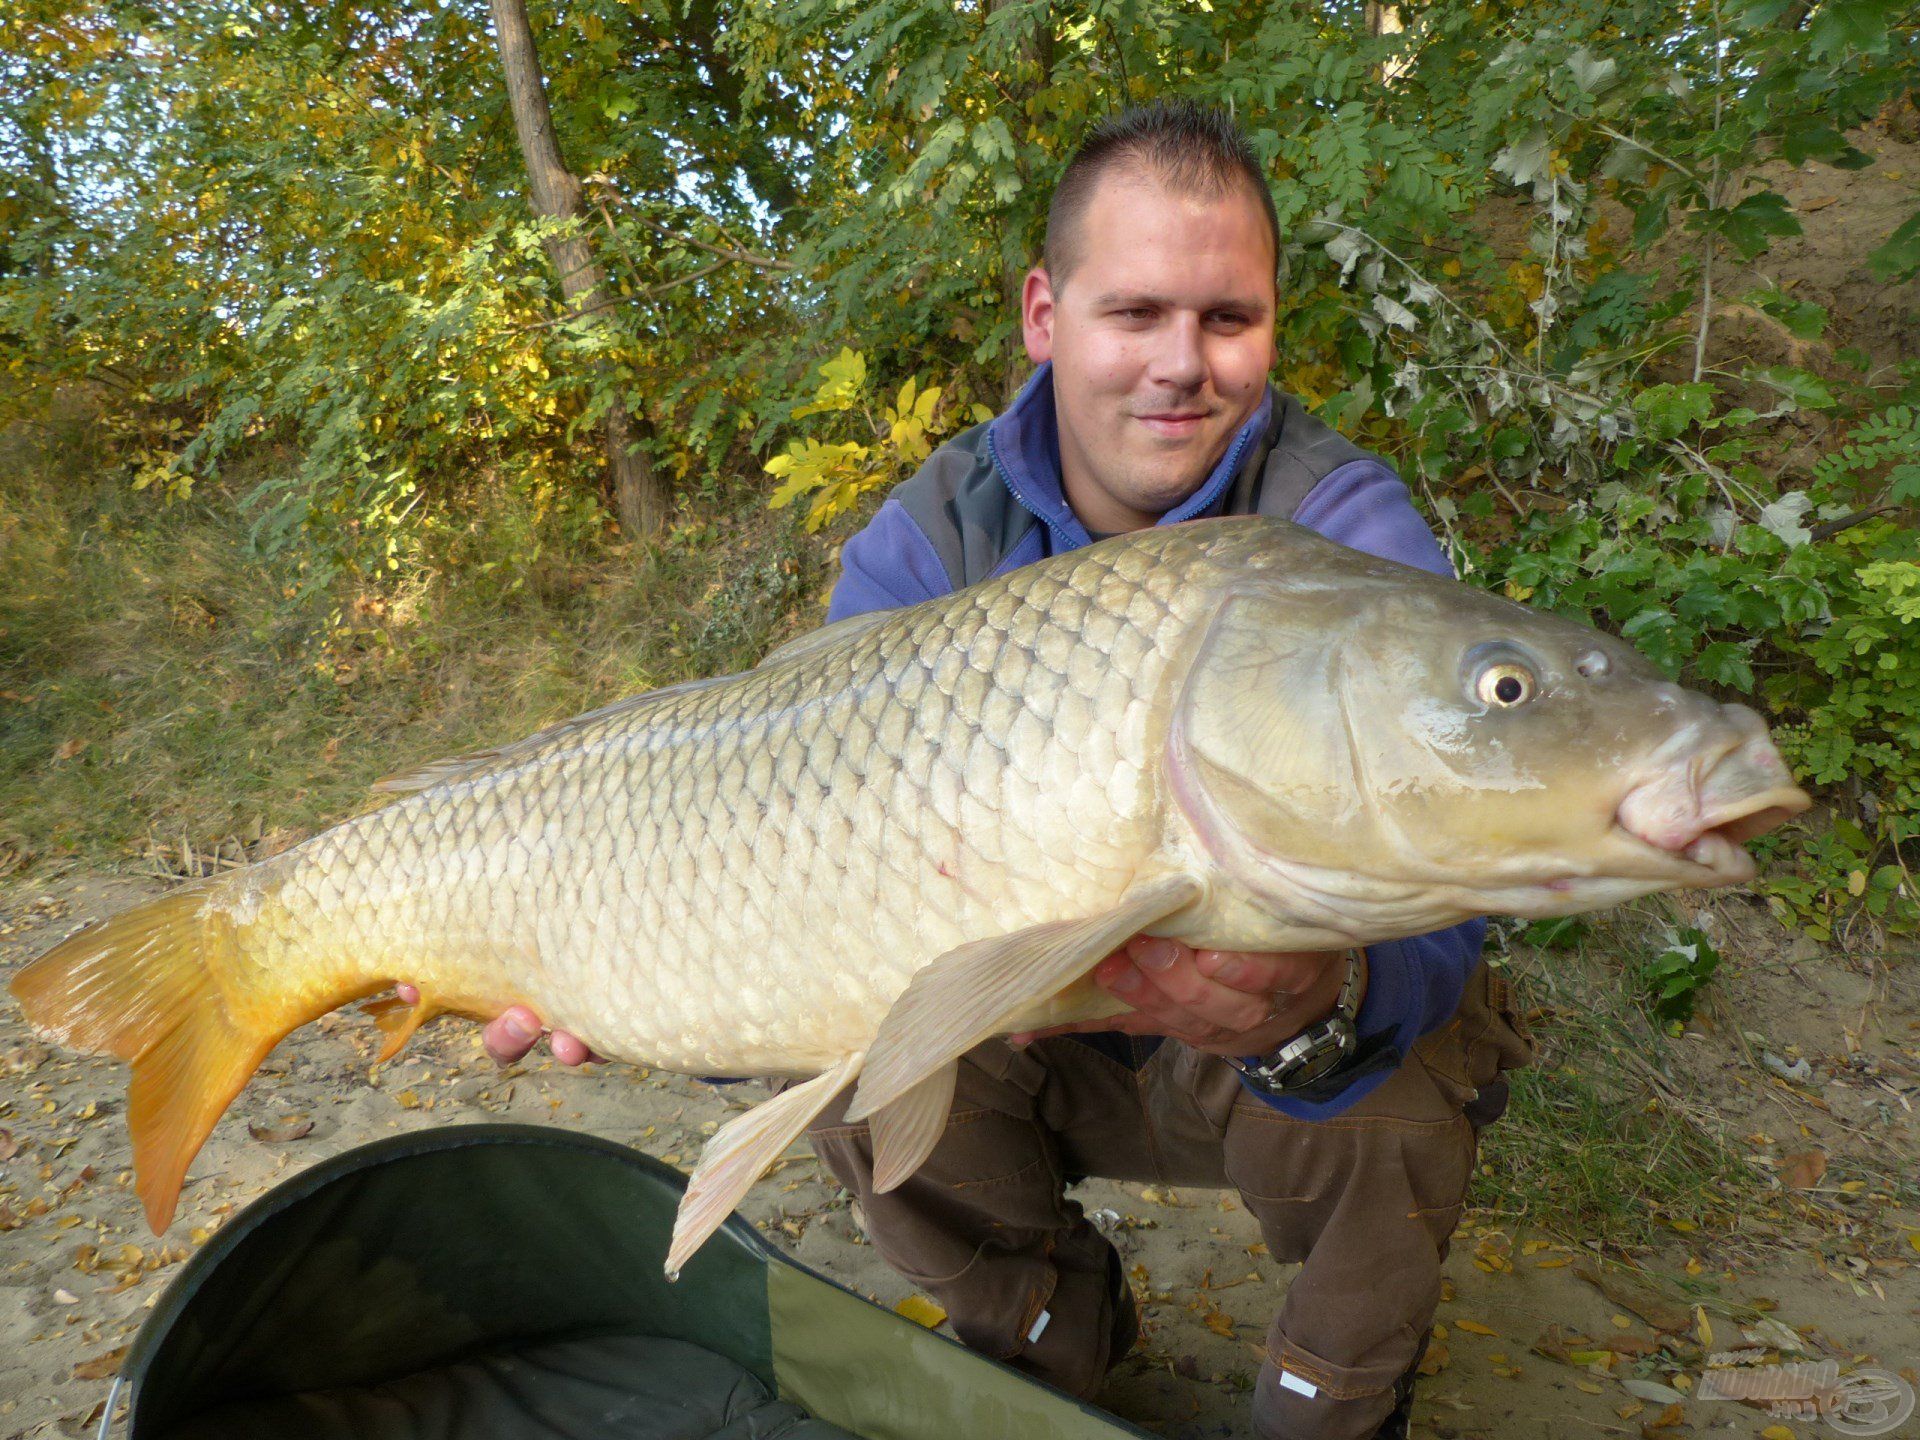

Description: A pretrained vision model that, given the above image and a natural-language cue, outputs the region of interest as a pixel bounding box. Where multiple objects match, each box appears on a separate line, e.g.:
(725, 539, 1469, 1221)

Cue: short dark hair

(1043, 99, 1280, 287)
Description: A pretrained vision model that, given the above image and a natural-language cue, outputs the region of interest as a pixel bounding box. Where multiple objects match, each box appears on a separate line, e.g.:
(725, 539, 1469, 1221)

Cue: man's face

(1023, 170, 1278, 533)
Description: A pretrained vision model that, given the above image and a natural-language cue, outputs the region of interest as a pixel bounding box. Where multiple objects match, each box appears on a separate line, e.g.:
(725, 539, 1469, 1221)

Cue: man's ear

(1022, 266, 1055, 363)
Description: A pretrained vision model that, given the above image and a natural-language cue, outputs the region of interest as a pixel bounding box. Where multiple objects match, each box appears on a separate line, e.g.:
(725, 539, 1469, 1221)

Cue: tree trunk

(487, 0, 663, 537)
(991, 0, 1053, 405)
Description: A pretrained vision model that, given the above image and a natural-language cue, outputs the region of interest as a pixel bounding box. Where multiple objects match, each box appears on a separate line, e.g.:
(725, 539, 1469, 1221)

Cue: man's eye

(1209, 312, 1249, 327)
(1115, 307, 1153, 321)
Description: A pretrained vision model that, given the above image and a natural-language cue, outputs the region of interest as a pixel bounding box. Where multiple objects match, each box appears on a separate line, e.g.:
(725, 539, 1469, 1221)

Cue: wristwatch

(1223, 952, 1363, 1095)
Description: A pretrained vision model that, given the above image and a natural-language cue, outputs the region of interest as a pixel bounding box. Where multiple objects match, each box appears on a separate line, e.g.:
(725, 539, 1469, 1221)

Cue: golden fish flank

(10, 517, 1809, 1277)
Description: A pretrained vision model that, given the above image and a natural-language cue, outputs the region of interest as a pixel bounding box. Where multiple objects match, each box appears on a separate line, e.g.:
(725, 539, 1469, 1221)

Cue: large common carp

(11, 518, 1808, 1274)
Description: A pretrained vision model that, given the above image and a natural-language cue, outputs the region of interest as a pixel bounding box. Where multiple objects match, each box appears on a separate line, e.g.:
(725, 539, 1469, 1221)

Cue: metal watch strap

(1225, 951, 1362, 1094)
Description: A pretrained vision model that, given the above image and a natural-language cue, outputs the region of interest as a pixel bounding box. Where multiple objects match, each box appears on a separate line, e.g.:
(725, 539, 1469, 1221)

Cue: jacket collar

(985, 361, 1274, 551)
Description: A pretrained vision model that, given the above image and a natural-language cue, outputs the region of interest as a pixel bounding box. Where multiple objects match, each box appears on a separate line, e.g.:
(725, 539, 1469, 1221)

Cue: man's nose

(1147, 313, 1206, 390)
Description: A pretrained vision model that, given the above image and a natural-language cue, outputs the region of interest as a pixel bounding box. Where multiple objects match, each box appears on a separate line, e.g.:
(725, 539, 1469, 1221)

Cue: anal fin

(362, 992, 440, 1065)
(869, 1062, 957, 1194)
(667, 1052, 863, 1279)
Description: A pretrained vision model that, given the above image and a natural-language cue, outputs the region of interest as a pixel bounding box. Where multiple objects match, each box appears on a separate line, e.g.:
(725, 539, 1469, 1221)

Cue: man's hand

(392, 984, 597, 1067)
(1005, 939, 1362, 1058)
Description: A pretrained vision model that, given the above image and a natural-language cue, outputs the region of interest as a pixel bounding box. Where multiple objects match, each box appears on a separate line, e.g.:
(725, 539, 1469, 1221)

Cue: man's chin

(1111, 465, 1218, 519)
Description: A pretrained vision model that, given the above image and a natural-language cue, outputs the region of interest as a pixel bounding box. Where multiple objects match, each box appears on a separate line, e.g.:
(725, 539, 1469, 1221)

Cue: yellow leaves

(793, 347, 868, 419)
(1454, 1319, 1498, 1337)
(765, 437, 871, 529)
(766, 349, 972, 531)
(894, 1294, 947, 1328)
(1761, 1427, 1796, 1440)
(884, 376, 943, 469)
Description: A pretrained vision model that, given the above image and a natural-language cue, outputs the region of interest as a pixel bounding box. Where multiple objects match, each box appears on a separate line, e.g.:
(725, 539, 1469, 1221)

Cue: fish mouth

(1612, 708, 1812, 887)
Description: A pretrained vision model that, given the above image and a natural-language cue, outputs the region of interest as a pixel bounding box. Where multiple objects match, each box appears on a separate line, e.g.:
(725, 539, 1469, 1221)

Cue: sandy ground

(2, 871, 1917, 1440)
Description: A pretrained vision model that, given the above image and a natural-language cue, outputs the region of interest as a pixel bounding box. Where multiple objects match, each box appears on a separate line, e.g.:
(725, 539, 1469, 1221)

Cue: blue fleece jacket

(828, 364, 1488, 1121)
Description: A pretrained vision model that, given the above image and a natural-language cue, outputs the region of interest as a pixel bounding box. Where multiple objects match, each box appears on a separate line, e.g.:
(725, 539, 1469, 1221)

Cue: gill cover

(1169, 586, 1375, 864)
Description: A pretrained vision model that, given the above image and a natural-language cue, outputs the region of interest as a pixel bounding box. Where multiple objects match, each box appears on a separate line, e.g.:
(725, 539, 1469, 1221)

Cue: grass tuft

(1471, 931, 1758, 1245)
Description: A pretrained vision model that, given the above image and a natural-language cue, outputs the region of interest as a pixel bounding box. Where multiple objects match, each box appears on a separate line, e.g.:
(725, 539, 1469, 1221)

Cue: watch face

(1284, 1040, 1352, 1086)
(1256, 1020, 1357, 1091)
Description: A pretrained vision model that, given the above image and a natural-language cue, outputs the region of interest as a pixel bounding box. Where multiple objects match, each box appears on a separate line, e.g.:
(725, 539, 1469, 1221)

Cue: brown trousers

(801, 962, 1533, 1440)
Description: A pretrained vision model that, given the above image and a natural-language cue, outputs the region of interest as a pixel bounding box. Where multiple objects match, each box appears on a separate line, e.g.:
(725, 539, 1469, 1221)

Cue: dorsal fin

(753, 608, 893, 670)
(371, 611, 893, 798)
(370, 674, 733, 795)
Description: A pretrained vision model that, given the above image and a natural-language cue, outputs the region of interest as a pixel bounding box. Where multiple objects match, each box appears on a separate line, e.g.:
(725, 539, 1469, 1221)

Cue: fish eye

(1474, 662, 1537, 708)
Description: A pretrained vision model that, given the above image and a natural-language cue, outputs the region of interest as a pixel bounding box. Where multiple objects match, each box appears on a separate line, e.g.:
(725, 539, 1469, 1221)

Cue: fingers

(483, 1006, 546, 1066)
(1114, 940, 1275, 1038)
(1012, 944, 1349, 1051)
(396, 983, 420, 1006)
(549, 1030, 595, 1067)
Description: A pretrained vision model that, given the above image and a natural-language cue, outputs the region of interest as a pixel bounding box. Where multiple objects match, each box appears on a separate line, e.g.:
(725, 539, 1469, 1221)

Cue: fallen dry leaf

(1574, 1266, 1689, 1332)
(1779, 1149, 1827, 1191)
(52, 737, 89, 763)
(894, 1295, 946, 1328)
(71, 1347, 128, 1381)
(1417, 1343, 1450, 1376)
(1621, 1378, 1687, 1405)
(1605, 1333, 1660, 1358)
(1454, 1319, 1498, 1337)
(247, 1118, 314, 1143)
(0, 1129, 18, 1161)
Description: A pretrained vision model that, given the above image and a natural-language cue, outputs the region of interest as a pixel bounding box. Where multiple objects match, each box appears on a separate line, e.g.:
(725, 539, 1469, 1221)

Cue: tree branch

(627, 211, 795, 273)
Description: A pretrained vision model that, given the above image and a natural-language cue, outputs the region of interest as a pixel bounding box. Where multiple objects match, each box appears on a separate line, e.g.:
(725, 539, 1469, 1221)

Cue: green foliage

(1636, 928, 1721, 1028)
(1481, 382, 1920, 940)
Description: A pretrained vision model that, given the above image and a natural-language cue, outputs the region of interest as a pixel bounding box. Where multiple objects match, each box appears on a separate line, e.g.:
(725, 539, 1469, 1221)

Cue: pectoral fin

(869, 1062, 957, 1194)
(844, 873, 1204, 1123)
(666, 1052, 863, 1280)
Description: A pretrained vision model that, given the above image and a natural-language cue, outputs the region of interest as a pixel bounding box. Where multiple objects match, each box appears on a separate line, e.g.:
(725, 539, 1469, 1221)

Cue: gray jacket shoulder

(890, 421, 1039, 591)
(1227, 392, 1374, 519)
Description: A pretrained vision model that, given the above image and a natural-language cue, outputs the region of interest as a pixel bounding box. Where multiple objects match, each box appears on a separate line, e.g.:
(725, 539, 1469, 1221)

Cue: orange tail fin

(9, 886, 331, 1232)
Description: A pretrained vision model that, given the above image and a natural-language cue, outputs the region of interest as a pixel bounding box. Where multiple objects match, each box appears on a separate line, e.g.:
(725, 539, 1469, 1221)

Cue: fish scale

(11, 517, 1810, 1273)
(226, 524, 1207, 1079)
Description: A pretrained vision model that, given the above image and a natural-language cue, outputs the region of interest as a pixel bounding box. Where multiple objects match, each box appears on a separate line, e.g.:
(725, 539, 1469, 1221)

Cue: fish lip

(1607, 782, 1811, 886)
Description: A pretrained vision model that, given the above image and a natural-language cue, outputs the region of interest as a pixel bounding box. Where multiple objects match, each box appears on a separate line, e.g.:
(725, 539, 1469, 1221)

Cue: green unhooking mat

(109, 1124, 1154, 1440)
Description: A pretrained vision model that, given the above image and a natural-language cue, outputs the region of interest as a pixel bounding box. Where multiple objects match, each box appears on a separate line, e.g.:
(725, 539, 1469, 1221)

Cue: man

(458, 100, 1531, 1440)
